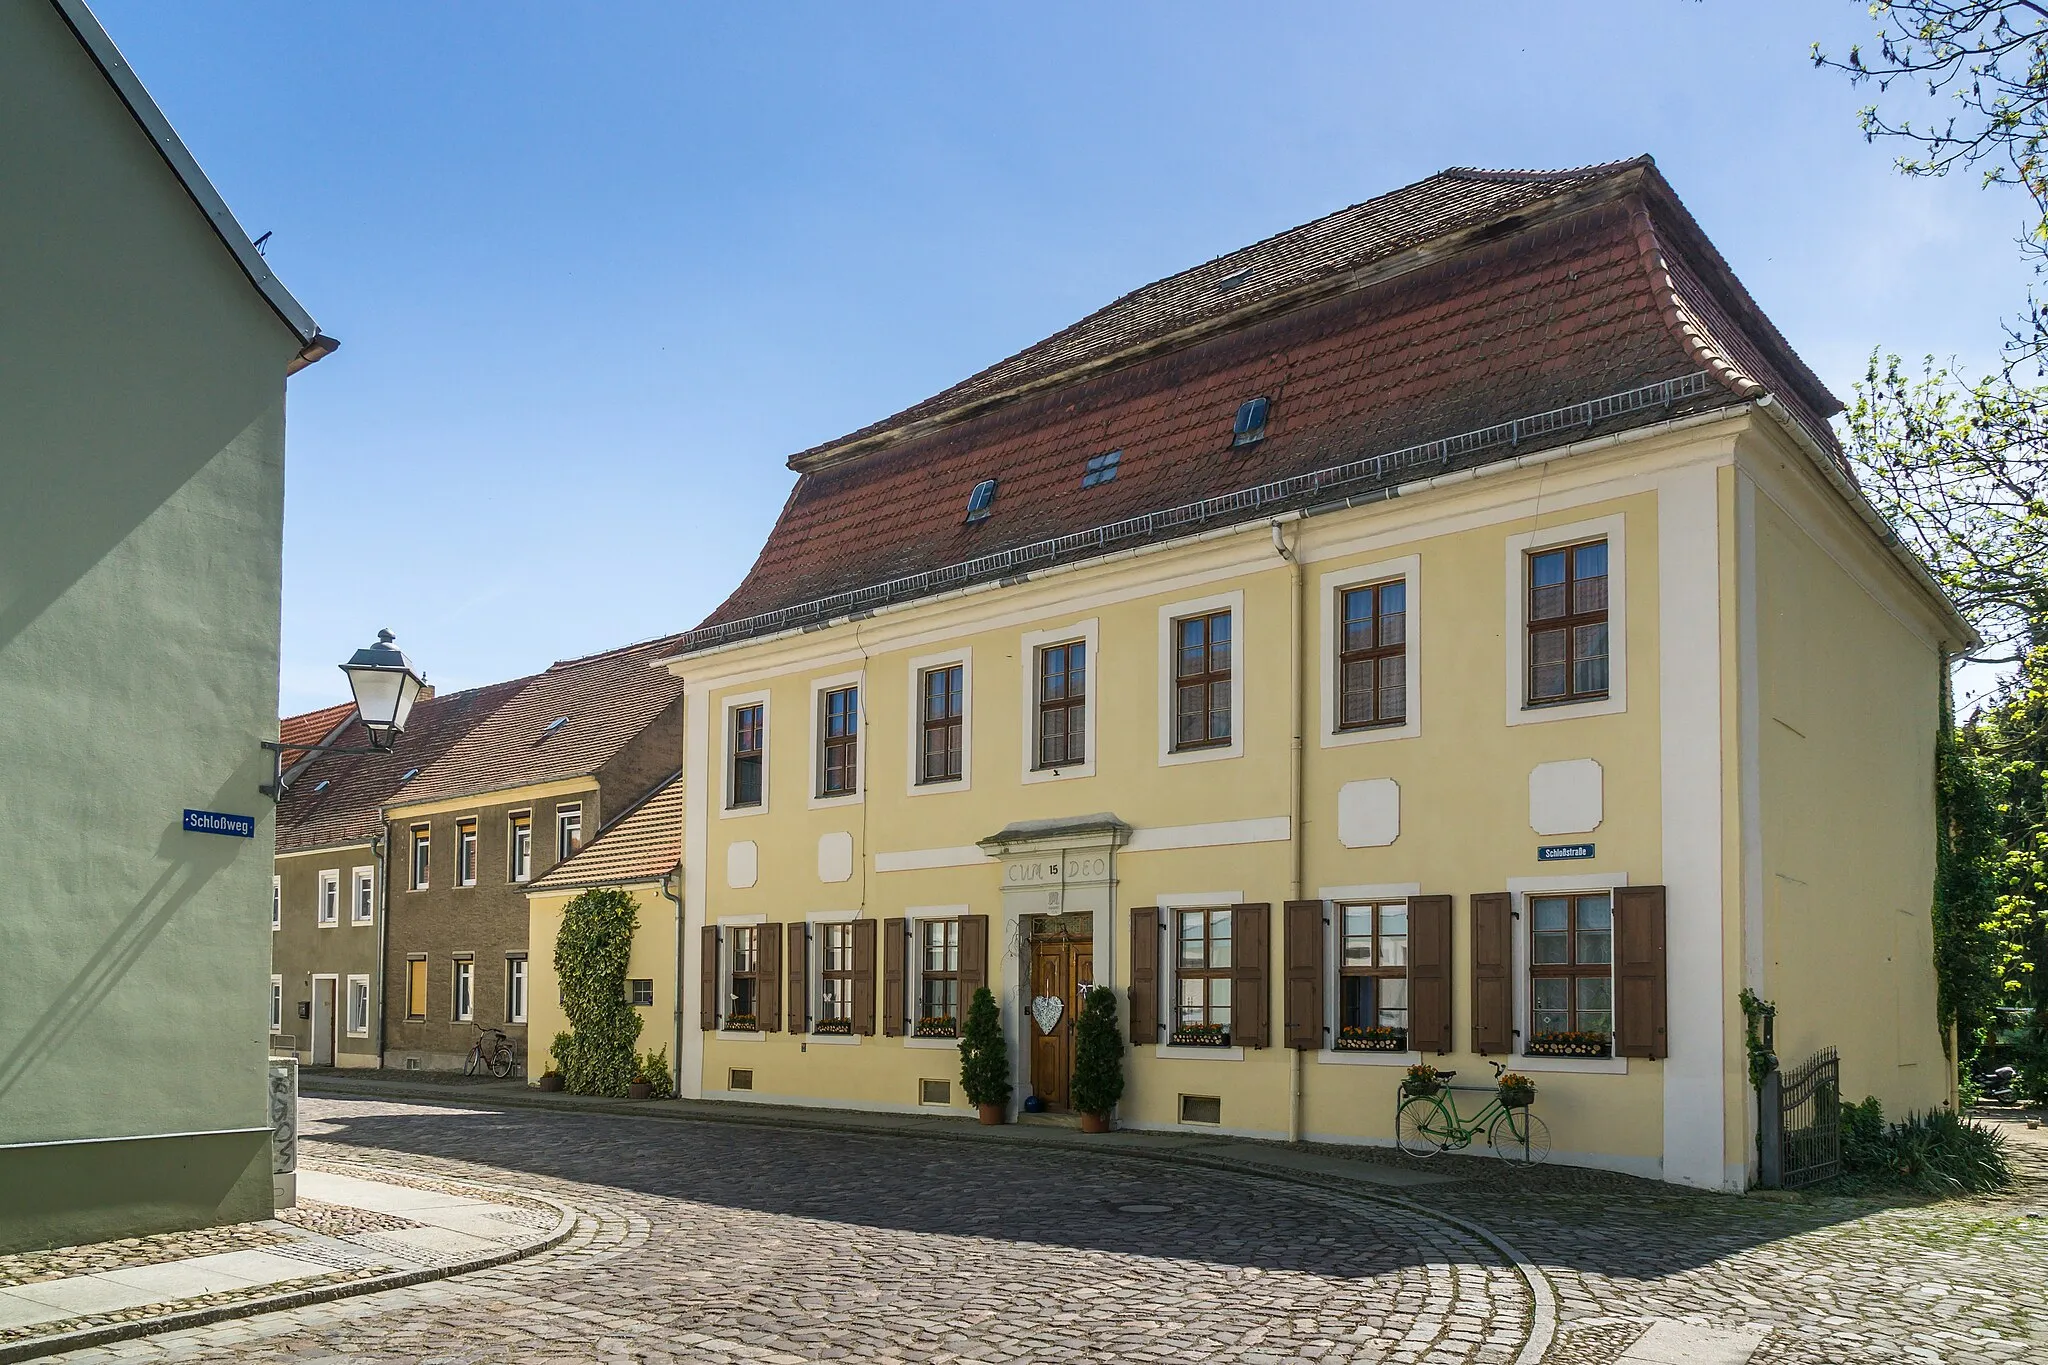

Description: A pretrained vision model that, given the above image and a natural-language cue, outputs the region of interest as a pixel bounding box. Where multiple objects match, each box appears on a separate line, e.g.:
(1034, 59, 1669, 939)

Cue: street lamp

(261, 629, 429, 799)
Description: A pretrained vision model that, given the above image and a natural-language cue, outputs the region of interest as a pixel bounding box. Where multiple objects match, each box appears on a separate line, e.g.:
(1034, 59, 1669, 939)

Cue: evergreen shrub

(1070, 986, 1125, 1117)
(957, 986, 1011, 1109)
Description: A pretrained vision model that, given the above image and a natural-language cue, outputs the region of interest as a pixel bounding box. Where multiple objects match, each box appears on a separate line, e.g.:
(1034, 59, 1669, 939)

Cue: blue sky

(90, 0, 2032, 713)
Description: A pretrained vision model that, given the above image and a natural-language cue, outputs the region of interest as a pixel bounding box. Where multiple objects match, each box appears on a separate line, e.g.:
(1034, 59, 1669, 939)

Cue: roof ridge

(1442, 155, 1652, 184)
(546, 631, 688, 672)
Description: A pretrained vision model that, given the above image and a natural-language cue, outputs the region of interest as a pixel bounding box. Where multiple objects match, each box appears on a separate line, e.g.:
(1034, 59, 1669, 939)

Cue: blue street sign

(184, 809, 256, 838)
(1537, 842, 1594, 862)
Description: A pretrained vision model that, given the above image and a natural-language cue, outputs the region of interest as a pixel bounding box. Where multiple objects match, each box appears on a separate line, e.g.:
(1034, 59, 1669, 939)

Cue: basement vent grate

(728, 1068, 753, 1092)
(1178, 1094, 1222, 1126)
(919, 1078, 952, 1106)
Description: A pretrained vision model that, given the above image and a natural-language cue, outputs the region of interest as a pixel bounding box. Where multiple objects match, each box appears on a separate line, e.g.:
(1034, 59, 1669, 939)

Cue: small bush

(1070, 986, 1124, 1117)
(634, 1046, 674, 1099)
(1837, 1096, 2011, 1195)
(957, 987, 1011, 1109)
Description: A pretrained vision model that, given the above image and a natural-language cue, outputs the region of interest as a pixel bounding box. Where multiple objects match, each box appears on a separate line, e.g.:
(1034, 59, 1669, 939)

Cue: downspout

(372, 820, 390, 1067)
(662, 867, 684, 1097)
(1273, 518, 1307, 1143)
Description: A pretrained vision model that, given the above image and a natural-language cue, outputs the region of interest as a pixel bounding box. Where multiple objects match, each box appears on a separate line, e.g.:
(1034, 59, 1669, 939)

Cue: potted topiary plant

(957, 986, 1011, 1124)
(636, 1047, 674, 1100)
(1070, 985, 1124, 1134)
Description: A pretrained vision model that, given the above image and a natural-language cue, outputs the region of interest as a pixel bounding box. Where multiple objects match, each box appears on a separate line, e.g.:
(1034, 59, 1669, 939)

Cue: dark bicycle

(465, 1023, 516, 1079)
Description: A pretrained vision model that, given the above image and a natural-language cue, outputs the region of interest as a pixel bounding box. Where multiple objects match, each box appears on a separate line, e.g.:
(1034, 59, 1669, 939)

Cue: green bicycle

(1396, 1061, 1551, 1165)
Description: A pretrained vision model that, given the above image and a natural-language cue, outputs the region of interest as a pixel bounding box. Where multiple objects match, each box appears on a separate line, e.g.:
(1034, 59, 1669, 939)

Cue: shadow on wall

(0, 769, 252, 1107)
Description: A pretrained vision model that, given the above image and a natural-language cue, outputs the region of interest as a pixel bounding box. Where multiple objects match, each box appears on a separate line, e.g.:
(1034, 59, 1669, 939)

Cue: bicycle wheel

(488, 1043, 515, 1079)
(463, 1047, 481, 1077)
(1396, 1096, 1453, 1158)
(1489, 1108, 1552, 1166)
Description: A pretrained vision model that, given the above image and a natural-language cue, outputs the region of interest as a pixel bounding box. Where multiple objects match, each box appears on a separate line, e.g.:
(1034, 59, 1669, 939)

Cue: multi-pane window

(1338, 581, 1406, 729)
(1529, 892, 1614, 1048)
(347, 977, 371, 1035)
(270, 977, 283, 1032)
(727, 926, 760, 1028)
(819, 923, 855, 1025)
(1036, 642, 1086, 768)
(507, 957, 528, 1024)
(1527, 540, 1609, 705)
(730, 704, 765, 808)
(1339, 902, 1409, 1042)
(820, 686, 859, 796)
(352, 868, 374, 924)
(452, 959, 474, 1022)
(919, 665, 964, 784)
(410, 826, 430, 890)
(1174, 611, 1232, 750)
(919, 919, 961, 1023)
(1176, 909, 1234, 1036)
(1081, 449, 1121, 487)
(556, 805, 583, 862)
(628, 978, 655, 1007)
(272, 876, 281, 931)
(456, 819, 478, 887)
(509, 813, 532, 882)
(317, 870, 339, 926)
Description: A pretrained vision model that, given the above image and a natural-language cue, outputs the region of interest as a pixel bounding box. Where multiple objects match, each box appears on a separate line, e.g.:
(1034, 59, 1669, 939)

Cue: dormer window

(1232, 397, 1269, 448)
(1081, 450, 1121, 488)
(965, 479, 997, 524)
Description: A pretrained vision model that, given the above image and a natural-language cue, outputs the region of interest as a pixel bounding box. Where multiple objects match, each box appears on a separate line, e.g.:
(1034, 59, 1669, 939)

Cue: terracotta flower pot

(628, 1081, 653, 1100)
(1079, 1112, 1111, 1134)
(535, 1074, 564, 1092)
(978, 1102, 1005, 1126)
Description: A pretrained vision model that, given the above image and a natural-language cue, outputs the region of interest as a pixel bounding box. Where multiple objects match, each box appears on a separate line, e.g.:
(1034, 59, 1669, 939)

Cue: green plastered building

(0, 0, 334, 1253)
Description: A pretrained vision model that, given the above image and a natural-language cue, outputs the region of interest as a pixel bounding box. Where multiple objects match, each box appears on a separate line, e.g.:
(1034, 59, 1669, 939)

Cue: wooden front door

(1028, 935, 1093, 1110)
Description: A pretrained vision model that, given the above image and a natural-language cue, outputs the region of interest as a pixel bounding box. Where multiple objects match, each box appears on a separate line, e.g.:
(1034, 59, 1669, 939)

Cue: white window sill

(1509, 695, 1625, 726)
(807, 792, 864, 811)
(1509, 1053, 1629, 1075)
(714, 1029, 765, 1043)
(345, 1031, 371, 1040)
(1315, 1049, 1421, 1067)
(1158, 743, 1243, 768)
(1021, 764, 1096, 785)
(803, 1033, 861, 1047)
(1153, 1044, 1246, 1062)
(316, 921, 337, 929)
(903, 1035, 959, 1050)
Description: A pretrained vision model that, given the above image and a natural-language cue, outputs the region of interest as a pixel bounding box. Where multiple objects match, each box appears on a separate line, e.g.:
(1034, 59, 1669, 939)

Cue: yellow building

(646, 160, 1970, 1190)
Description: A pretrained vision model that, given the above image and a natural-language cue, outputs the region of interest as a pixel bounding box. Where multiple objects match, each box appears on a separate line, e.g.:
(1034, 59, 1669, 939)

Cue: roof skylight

(399, 767, 419, 784)
(542, 717, 568, 738)
(1232, 396, 1270, 448)
(312, 779, 329, 794)
(1082, 450, 1121, 489)
(1213, 266, 1251, 293)
(965, 478, 998, 524)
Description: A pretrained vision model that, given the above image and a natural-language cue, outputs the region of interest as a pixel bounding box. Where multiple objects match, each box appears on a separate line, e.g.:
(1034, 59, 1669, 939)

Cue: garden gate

(1777, 1046, 1840, 1188)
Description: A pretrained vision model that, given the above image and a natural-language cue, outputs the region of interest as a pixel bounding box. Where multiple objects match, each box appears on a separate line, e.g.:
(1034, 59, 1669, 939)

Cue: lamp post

(261, 629, 428, 799)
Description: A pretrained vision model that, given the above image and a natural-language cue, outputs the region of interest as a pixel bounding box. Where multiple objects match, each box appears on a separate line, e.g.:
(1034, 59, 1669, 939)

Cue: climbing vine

(550, 887, 643, 1097)
(1738, 988, 1778, 1094)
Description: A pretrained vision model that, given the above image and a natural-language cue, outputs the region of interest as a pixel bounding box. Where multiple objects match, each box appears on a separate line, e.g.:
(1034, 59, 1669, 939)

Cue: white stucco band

(1529, 759, 1602, 835)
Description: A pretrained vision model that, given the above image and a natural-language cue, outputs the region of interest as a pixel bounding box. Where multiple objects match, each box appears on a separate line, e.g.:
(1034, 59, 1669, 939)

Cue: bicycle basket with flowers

(1401, 1062, 1442, 1098)
(1496, 1072, 1536, 1108)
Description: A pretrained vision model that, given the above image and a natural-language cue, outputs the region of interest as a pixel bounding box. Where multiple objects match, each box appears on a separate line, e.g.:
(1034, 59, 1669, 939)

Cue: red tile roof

(683, 159, 1836, 652)
(527, 770, 684, 892)
(277, 700, 355, 771)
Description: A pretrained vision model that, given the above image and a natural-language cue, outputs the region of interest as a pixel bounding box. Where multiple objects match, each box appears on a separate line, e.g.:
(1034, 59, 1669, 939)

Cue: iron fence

(1779, 1046, 1841, 1189)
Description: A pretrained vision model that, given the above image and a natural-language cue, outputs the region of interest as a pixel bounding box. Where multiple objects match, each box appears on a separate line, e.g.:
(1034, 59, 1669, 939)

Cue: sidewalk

(0, 1164, 571, 1364)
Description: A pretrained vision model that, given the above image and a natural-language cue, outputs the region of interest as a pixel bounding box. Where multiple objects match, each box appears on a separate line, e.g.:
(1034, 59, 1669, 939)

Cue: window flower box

(914, 1015, 958, 1039)
(724, 1013, 759, 1033)
(1335, 1026, 1407, 1052)
(1525, 1031, 1610, 1058)
(812, 1018, 853, 1037)
(1497, 1073, 1536, 1108)
(1400, 1062, 1443, 1098)
(1168, 1024, 1232, 1048)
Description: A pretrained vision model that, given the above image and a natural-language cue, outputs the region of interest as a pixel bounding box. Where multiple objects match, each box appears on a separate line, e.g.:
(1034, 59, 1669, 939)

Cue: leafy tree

(1069, 986, 1125, 1118)
(1935, 677, 2005, 1054)
(1967, 624, 2048, 1093)
(956, 986, 1011, 1109)
(550, 887, 643, 1097)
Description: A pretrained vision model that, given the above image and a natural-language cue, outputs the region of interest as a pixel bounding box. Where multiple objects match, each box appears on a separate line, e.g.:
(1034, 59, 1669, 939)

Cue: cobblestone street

(42, 1094, 2048, 1364)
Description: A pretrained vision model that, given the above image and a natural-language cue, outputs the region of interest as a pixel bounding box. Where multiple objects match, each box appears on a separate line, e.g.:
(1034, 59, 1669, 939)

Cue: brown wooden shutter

(1129, 907, 1159, 1045)
(787, 922, 808, 1034)
(1406, 894, 1453, 1055)
(882, 916, 906, 1036)
(757, 923, 782, 1031)
(1231, 903, 1270, 1049)
(1470, 892, 1514, 1055)
(699, 924, 719, 1031)
(1615, 885, 1668, 1059)
(851, 918, 876, 1035)
(959, 914, 989, 1002)
(1283, 900, 1325, 1050)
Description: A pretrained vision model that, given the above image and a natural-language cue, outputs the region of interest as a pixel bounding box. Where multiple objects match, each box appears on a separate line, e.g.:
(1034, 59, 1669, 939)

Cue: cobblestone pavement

(60, 1097, 1529, 1364)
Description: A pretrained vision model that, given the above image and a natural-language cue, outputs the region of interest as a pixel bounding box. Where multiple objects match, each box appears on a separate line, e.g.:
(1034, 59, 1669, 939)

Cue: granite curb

(0, 1166, 577, 1365)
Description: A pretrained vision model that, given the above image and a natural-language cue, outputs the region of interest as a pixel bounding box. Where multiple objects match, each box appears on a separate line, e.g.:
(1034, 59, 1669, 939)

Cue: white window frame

(409, 824, 430, 891)
(555, 804, 583, 863)
(452, 957, 475, 1023)
(1319, 555, 1421, 747)
(905, 648, 973, 796)
(1020, 618, 1099, 784)
(1507, 871, 1631, 1075)
(345, 974, 372, 1037)
(808, 670, 866, 809)
(904, 905, 971, 1050)
(507, 955, 528, 1024)
(1151, 891, 1247, 1061)
(1157, 589, 1246, 767)
(316, 869, 340, 927)
(714, 913, 768, 1040)
(269, 975, 283, 1033)
(1504, 512, 1628, 726)
(272, 875, 281, 932)
(509, 811, 533, 883)
(456, 818, 478, 887)
(719, 690, 772, 819)
(350, 866, 375, 925)
(804, 909, 862, 1045)
(1314, 882, 1423, 1067)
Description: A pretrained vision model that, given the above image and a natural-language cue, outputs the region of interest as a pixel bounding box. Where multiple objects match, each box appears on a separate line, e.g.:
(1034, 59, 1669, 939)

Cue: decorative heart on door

(1030, 994, 1065, 1034)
